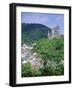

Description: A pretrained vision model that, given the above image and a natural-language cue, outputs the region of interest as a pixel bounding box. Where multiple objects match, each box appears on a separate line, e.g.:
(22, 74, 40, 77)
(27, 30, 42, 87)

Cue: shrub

(22, 62, 41, 77)
(40, 61, 64, 76)
(22, 38, 64, 77)
(22, 62, 32, 77)
(54, 62, 64, 75)
(33, 38, 64, 66)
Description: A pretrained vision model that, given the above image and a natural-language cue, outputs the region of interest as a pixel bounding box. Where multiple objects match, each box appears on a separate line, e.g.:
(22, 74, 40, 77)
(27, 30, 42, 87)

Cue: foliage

(40, 61, 64, 76)
(32, 38, 64, 75)
(33, 38, 64, 66)
(54, 62, 64, 75)
(31, 68, 41, 76)
(22, 62, 41, 77)
(22, 38, 64, 77)
(21, 22, 64, 76)
(22, 61, 64, 77)
(22, 62, 32, 77)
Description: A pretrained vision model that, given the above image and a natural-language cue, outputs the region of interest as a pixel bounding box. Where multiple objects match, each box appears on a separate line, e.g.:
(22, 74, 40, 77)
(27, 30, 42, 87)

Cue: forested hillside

(21, 23, 64, 77)
(22, 23, 51, 45)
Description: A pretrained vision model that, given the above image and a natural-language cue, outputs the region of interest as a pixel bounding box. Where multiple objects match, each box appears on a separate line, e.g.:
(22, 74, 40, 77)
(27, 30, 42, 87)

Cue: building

(48, 26, 60, 39)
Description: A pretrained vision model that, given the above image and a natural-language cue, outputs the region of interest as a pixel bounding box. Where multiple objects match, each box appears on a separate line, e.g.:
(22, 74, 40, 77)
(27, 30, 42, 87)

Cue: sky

(21, 12, 64, 34)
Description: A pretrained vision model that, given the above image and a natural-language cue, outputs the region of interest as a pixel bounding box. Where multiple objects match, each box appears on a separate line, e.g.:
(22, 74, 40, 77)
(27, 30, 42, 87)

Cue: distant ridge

(22, 23, 51, 45)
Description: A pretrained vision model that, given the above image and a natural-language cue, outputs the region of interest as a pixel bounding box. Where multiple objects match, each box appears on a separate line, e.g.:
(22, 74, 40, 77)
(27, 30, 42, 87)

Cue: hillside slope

(22, 23, 51, 45)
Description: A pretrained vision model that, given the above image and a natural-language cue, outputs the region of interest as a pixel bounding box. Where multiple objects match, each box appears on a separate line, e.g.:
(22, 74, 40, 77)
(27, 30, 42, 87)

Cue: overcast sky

(21, 12, 64, 34)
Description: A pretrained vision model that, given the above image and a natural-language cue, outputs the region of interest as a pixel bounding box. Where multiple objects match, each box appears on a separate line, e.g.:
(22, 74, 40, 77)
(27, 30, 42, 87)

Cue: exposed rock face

(21, 44, 43, 69)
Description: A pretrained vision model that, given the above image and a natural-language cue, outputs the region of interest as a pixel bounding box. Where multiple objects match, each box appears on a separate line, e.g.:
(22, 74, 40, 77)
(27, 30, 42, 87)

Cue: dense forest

(22, 23, 51, 45)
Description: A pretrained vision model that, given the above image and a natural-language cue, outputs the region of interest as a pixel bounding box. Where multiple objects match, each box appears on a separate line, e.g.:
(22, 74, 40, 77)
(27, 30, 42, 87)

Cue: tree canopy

(33, 38, 64, 64)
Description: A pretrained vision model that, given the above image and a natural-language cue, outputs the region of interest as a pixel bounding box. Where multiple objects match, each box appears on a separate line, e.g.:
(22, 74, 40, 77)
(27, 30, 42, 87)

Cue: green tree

(33, 38, 64, 67)
(22, 62, 41, 77)
(22, 62, 32, 77)
(22, 38, 64, 77)
(54, 62, 64, 75)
